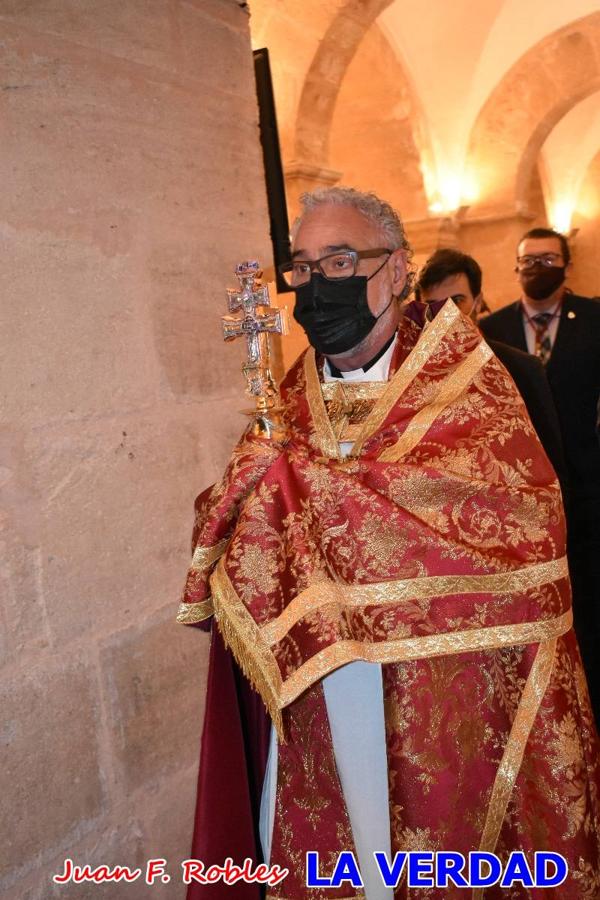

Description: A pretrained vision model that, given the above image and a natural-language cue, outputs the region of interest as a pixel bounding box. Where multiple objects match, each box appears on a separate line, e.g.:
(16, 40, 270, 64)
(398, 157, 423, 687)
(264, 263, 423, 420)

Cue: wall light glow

(438, 175, 462, 213)
(550, 200, 575, 234)
(426, 168, 479, 215)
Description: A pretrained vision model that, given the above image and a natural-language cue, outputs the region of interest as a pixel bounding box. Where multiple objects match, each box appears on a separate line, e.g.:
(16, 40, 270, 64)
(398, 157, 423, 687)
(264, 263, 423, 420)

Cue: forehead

(421, 272, 474, 301)
(518, 236, 564, 257)
(292, 203, 382, 255)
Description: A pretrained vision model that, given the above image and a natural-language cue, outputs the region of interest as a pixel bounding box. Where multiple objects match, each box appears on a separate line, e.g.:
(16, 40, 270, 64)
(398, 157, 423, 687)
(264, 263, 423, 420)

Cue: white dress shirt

(521, 297, 561, 355)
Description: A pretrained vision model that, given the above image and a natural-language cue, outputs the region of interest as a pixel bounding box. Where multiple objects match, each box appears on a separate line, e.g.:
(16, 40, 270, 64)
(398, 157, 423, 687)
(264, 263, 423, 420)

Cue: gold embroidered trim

(320, 381, 387, 402)
(209, 546, 571, 716)
(266, 895, 365, 900)
(378, 340, 493, 462)
(473, 637, 558, 900)
(322, 381, 387, 441)
(278, 610, 571, 709)
(350, 300, 462, 456)
(260, 557, 569, 646)
(176, 598, 214, 624)
(210, 560, 285, 740)
(335, 422, 370, 441)
(190, 537, 229, 571)
(304, 349, 341, 459)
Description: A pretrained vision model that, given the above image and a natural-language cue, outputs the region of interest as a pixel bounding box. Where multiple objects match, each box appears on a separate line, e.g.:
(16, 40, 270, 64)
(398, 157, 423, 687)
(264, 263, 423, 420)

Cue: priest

(178, 187, 600, 899)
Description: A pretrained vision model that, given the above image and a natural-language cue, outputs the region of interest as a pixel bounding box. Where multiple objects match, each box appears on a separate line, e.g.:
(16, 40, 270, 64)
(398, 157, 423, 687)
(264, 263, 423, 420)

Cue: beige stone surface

(4, 1, 600, 896)
(101, 609, 208, 792)
(0, 658, 104, 884)
(0, 2, 253, 91)
(466, 16, 600, 215)
(1, 1, 270, 896)
(0, 528, 50, 665)
(572, 151, 600, 298)
(328, 23, 428, 223)
(20, 401, 241, 646)
(2, 764, 198, 899)
(3, 818, 148, 900)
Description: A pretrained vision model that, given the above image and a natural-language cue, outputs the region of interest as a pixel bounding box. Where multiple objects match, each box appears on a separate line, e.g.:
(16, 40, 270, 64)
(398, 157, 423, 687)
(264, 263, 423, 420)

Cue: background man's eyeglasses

(516, 253, 564, 270)
(279, 249, 391, 287)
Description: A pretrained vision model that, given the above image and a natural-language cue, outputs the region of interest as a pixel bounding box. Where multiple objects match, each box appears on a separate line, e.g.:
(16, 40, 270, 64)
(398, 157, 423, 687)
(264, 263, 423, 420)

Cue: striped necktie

(531, 312, 553, 365)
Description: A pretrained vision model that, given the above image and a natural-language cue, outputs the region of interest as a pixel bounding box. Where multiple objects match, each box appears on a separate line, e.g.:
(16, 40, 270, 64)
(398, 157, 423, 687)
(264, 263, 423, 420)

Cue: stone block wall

(0, 2, 271, 897)
(572, 151, 600, 298)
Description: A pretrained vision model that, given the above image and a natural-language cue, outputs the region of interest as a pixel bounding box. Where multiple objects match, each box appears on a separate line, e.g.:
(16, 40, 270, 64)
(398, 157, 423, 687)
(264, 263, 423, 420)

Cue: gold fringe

(211, 561, 286, 742)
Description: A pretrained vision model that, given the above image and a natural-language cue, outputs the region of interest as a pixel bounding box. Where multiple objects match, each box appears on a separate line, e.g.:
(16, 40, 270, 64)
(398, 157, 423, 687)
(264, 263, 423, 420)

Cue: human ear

(389, 249, 407, 296)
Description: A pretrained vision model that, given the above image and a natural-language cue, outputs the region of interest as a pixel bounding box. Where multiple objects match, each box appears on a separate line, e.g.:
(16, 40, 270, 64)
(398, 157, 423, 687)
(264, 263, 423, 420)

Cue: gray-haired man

(179, 188, 600, 900)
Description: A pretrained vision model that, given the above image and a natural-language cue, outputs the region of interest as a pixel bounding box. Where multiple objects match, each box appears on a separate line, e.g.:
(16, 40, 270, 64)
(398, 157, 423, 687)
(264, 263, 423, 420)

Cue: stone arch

(293, 0, 395, 165)
(327, 22, 431, 220)
(515, 86, 600, 213)
(466, 13, 600, 215)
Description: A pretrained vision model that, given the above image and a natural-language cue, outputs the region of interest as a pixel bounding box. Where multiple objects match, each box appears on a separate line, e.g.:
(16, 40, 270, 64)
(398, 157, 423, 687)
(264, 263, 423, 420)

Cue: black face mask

(293, 268, 392, 357)
(520, 265, 565, 301)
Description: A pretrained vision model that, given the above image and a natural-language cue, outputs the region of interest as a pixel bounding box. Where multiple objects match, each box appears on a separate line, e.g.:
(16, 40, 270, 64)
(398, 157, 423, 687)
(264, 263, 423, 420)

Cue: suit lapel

(507, 302, 528, 352)
(547, 293, 577, 375)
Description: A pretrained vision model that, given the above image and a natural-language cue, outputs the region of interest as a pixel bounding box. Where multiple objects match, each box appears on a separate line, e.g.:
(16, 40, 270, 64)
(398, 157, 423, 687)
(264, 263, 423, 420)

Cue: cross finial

(221, 261, 288, 439)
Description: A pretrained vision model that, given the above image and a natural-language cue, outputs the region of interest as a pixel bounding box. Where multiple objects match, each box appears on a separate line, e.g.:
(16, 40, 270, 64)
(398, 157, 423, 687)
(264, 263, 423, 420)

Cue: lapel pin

(567, 311, 576, 319)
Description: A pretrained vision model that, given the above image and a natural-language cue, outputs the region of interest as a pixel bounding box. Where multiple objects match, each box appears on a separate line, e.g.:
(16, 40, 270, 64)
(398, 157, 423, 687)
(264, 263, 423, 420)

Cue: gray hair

(293, 186, 415, 299)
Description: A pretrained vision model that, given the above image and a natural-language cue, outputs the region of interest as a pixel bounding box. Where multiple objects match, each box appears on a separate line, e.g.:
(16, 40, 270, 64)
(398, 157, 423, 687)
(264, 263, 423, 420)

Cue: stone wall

(572, 150, 600, 298)
(0, 2, 271, 898)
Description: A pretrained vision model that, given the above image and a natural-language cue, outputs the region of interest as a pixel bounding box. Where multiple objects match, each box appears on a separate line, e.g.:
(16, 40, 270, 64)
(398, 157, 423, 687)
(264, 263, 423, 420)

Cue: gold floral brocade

(378, 340, 493, 462)
(181, 303, 573, 741)
(176, 537, 230, 623)
(261, 556, 569, 646)
(474, 636, 558, 900)
(178, 298, 600, 898)
(303, 302, 461, 460)
(349, 299, 463, 456)
(210, 546, 572, 737)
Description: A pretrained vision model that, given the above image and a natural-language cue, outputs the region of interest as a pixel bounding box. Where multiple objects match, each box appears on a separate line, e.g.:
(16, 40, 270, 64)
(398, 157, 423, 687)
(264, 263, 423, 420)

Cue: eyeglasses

(278, 248, 391, 287)
(516, 253, 563, 270)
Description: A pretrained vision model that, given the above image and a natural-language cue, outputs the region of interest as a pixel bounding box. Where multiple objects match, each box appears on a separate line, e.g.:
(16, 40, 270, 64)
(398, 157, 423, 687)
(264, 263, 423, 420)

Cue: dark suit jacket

(481, 293, 600, 524)
(486, 339, 567, 492)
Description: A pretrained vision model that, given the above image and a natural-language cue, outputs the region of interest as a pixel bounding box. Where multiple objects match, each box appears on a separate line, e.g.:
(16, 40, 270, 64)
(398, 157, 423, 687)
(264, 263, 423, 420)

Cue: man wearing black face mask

(179, 198, 600, 900)
(283, 187, 412, 375)
(480, 227, 600, 725)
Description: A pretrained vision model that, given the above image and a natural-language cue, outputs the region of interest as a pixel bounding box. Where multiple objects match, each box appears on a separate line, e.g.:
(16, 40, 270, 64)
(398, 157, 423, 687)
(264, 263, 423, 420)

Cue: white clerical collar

(323, 336, 396, 383)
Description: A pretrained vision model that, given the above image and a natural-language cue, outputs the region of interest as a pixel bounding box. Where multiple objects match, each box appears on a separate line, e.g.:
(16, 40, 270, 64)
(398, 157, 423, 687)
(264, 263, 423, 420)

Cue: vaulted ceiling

(249, 0, 600, 231)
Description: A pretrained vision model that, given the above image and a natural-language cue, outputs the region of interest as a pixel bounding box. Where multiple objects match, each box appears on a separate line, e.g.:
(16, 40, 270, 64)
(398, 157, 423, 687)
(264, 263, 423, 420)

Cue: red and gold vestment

(179, 300, 600, 899)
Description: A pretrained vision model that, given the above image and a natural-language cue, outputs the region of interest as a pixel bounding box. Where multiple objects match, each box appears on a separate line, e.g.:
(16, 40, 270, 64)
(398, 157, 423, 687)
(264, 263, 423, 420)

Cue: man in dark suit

(480, 228, 600, 723)
(416, 249, 567, 487)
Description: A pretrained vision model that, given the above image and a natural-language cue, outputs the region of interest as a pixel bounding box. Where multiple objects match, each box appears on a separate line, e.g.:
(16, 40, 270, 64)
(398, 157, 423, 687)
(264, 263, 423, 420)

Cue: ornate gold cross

(222, 261, 288, 439)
